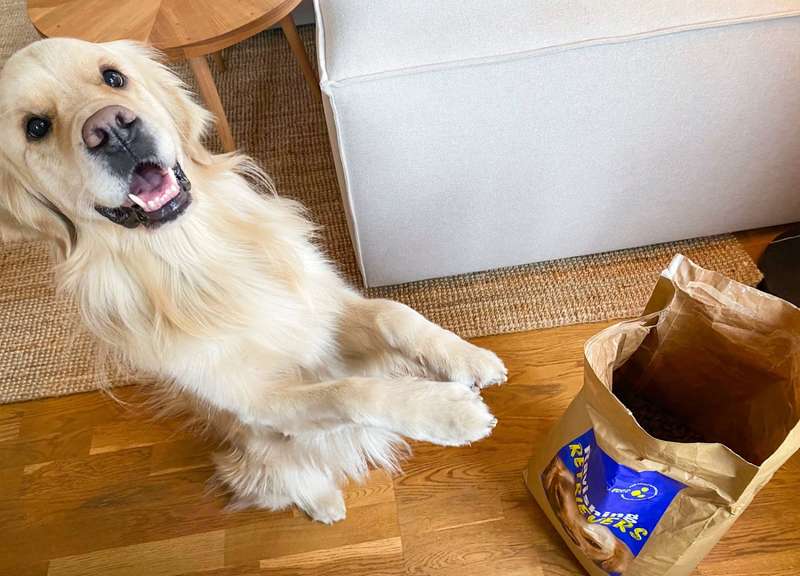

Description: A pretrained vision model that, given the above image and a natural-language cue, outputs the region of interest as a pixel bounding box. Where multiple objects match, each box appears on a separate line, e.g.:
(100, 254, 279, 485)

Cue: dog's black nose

(82, 105, 139, 150)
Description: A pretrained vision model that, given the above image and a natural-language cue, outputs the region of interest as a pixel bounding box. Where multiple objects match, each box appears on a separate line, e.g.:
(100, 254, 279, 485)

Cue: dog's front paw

(401, 381, 498, 446)
(437, 339, 508, 389)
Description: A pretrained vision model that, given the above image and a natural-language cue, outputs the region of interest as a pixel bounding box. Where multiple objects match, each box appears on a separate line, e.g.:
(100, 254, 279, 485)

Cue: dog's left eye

(102, 69, 126, 88)
(25, 116, 51, 140)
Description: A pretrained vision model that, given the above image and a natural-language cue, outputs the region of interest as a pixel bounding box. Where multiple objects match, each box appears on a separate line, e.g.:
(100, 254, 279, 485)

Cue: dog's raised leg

(184, 369, 498, 445)
(209, 376, 497, 523)
(247, 377, 498, 447)
(340, 296, 508, 388)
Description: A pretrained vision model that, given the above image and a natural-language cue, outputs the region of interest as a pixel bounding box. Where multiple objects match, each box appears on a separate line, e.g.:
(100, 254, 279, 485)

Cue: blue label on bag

(541, 429, 685, 575)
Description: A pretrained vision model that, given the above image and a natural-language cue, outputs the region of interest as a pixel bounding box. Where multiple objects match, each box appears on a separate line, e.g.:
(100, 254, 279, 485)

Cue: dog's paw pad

(444, 344, 508, 389)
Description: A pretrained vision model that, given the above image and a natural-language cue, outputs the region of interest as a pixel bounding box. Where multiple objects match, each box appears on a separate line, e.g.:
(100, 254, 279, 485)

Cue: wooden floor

(1, 227, 798, 576)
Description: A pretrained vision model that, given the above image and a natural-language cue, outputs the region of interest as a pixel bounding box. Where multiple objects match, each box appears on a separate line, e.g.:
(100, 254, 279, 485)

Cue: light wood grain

(259, 536, 404, 575)
(0, 229, 796, 576)
(212, 51, 226, 73)
(188, 55, 235, 151)
(90, 418, 189, 455)
(48, 531, 225, 576)
(0, 413, 21, 442)
(27, 0, 304, 59)
(278, 14, 321, 98)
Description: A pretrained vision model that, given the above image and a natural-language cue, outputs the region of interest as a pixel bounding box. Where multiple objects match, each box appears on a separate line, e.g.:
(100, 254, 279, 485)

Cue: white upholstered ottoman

(314, 1, 800, 287)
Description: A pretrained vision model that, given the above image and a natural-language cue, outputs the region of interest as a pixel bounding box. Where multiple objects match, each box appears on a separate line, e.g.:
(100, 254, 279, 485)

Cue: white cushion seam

(320, 10, 800, 88)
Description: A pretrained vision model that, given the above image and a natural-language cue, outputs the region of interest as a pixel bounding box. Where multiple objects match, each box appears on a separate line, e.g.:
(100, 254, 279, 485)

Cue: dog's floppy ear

(103, 40, 214, 164)
(0, 166, 76, 258)
(0, 204, 41, 242)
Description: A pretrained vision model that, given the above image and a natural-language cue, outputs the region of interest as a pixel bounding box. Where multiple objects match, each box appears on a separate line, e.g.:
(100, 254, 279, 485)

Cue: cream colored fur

(0, 39, 507, 523)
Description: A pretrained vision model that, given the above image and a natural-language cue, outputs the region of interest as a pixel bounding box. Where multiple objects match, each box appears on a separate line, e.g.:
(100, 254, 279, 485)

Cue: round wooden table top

(27, 0, 305, 59)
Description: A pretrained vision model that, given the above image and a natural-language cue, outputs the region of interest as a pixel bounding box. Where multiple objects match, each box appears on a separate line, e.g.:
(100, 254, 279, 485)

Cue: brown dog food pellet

(614, 389, 706, 444)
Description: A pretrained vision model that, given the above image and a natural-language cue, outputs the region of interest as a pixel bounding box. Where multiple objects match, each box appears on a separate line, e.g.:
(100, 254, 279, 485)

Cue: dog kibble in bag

(526, 255, 800, 576)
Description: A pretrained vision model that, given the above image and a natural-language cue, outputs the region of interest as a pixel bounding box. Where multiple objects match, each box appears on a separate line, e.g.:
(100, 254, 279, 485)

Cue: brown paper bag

(525, 254, 800, 576)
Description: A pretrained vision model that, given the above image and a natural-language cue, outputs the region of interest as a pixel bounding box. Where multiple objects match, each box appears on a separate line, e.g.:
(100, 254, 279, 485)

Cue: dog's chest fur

(57, 170, 348, 401)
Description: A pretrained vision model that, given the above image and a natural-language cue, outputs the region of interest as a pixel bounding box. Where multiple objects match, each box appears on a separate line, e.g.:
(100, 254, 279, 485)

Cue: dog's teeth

(128, 194, 147, 209)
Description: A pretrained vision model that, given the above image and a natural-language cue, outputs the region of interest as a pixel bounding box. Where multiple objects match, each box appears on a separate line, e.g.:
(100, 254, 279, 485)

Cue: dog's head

(578, 522, 634, 574)
(0, 38, 211, 254)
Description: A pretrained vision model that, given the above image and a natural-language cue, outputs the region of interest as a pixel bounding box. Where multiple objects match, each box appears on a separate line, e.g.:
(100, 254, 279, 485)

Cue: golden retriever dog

(542, 456, 633, 574)
(0, 39, 507, 523)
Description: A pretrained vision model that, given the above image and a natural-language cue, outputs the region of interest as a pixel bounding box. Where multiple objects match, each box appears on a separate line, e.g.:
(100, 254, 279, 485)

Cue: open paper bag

(526, 254, 800, 576)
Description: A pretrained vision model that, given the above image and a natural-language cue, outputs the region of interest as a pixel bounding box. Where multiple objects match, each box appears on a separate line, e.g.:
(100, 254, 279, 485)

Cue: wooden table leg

(279, 13, 321, 99)
(188, 55, 235, 152)
(211, 51, 226, 73)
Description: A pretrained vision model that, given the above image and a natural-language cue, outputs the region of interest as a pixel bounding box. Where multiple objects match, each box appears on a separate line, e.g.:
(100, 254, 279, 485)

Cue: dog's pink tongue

(129, 166, 180, 212)
(130, 165, 164, 195)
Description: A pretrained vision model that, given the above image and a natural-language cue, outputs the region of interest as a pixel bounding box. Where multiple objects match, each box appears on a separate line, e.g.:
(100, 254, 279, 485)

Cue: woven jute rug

(0, 2, 762, 402)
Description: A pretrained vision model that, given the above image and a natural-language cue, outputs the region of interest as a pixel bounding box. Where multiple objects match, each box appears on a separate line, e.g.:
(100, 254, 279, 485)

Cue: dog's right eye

(25, 116, 51, 141)
(102, 69, 126, 89)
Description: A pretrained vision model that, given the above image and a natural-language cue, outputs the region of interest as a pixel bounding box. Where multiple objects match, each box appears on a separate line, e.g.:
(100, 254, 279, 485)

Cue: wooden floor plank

(0, 412, 22, 442)
(224, 501, 400, 564)
(397, 485, 505, 536)
(47, 530, 225, 576)
(0, 427, 93, 470)
(399, 508, 542, 576)
(90, 417, 191, 455)
(259, 536, 405, 576)
(148, 436, 218, 477)
(341, 469, 396, 509)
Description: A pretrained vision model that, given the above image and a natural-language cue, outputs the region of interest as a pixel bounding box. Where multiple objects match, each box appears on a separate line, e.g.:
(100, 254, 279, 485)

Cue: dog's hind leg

(292, 472, 346, 524)
(213, 439, 295, 513)
(214, 431, 346, 523)
(338, 295, 507, 389)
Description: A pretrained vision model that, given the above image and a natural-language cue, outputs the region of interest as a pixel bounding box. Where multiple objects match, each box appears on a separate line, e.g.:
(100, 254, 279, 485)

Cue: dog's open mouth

(96, 162, 192, 229)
